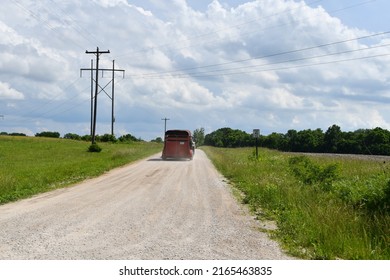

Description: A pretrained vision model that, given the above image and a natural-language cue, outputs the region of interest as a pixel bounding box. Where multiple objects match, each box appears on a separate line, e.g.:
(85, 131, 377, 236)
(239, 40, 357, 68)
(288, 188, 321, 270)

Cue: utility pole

(89, 59, 93, 137)
(108, 60, 125, 136)
(81, 59, 124, 138)
(161, 117, 170, 137)
(85, 47, 110, 144)
(111, 60, 115, 135)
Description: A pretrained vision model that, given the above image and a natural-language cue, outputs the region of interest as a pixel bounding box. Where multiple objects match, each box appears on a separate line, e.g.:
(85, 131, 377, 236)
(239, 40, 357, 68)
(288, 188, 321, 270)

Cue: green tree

(324, 124, 342, 153)
(204, 127, 251, 147)
(364, 127, 390, 155)
(284, 129, 299, 151)
(262, 132, 285, 150)
(118, 133, 140, 143)
(100, 134, 117, 143)
(295, 129, 324, 152)
(338, 130, 363, 154)
(64, 133, 81, 140)
(35, 131, 60, 138)
(151, 137, 163, 143)
(193, 128, 205, 146)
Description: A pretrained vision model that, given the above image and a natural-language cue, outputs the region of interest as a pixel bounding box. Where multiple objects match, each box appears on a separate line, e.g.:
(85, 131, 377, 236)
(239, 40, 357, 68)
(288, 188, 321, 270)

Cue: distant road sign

(253, 129, 260, 138)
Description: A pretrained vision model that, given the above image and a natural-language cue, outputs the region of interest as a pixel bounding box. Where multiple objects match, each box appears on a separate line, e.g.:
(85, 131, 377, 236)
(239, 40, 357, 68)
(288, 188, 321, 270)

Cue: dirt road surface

(0, 150, 293, 260)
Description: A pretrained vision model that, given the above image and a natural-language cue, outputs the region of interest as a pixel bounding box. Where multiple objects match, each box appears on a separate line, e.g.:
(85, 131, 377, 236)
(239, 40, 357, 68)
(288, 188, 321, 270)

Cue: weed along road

(0, 150, 293, 260)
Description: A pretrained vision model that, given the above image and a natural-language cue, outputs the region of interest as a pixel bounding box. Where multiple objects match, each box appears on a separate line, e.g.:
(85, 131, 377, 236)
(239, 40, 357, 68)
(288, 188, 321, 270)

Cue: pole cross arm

(100, 68, 125, 78)
(80, 68, 125, 78)
(85, 49, 110, 55)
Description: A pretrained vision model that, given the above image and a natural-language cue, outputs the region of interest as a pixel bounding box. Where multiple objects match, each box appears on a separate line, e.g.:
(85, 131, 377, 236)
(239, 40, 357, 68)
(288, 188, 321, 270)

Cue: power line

(139, 52, 390, 80)
(47, 0, 104, 47)
(222, 52, 390, 78)
(160, 43, 390, 79)
(128, 31, 390, 79)
(10, 0, 91, 51)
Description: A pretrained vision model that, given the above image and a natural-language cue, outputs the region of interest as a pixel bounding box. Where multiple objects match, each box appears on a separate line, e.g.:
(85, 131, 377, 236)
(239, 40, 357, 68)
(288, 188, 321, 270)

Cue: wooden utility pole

(81, 58, 124, 139)
(111, 60, 115, 136)
(85, 47, 110, 144)
(90, 59, 93, 137)
(161, 117, 170, 137)
(108, 60, 125, 136)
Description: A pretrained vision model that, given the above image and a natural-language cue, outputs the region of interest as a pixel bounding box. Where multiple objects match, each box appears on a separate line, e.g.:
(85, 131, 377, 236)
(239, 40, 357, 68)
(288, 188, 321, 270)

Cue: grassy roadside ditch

(0, 136, 162, 205)
(201, 146, 389, 260)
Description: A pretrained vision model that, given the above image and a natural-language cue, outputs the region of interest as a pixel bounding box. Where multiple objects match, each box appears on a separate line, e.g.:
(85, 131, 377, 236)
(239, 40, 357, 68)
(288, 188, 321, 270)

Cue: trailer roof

(165, 129, 192, 136)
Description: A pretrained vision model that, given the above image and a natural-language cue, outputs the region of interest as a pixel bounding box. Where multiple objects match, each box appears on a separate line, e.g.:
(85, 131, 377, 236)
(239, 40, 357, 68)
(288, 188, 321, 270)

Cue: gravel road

(0, 150, 293, 260)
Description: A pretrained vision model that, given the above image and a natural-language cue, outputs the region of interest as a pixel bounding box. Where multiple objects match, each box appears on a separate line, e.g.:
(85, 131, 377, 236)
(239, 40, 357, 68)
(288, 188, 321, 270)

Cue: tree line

(202, 125, 390, 156)
(1, 131, 146, 143)
(3, 125, 390, 155)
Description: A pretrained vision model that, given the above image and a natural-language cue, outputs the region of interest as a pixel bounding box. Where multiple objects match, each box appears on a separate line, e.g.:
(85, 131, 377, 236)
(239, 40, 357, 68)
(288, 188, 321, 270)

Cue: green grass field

(201, 146, 390, 260)
(1, 136, 388, 259)
(0, 136, 162, 204)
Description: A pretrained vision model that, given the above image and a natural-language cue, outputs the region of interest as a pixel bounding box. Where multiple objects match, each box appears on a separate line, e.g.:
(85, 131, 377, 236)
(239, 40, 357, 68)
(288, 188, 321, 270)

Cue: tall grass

(0, 136, 162, 204)
(201, 146, 390, 259)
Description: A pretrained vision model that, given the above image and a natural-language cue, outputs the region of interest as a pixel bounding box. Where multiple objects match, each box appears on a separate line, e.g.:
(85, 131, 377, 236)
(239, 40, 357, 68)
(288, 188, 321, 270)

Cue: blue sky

(1, 0, 390, 140)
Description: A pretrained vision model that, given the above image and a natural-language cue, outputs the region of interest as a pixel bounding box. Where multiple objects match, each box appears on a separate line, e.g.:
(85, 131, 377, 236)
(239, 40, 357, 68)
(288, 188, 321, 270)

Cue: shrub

(88, 143, 102, 153)
(364, 179, 390, 213)
(334, 177, 390, 213)
(288, 156, 339, 190)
